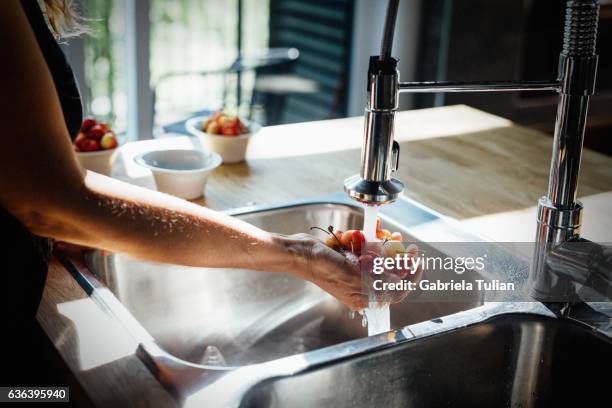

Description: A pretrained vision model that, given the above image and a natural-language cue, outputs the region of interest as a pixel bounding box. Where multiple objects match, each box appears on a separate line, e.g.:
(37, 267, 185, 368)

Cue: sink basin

(237, 313, 612, 407)
(57, 193, 538, 400)
(78, 195, 486, 368)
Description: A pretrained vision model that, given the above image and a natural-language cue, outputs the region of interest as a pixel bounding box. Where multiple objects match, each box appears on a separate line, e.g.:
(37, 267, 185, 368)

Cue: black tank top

(1, 1, 83, 326)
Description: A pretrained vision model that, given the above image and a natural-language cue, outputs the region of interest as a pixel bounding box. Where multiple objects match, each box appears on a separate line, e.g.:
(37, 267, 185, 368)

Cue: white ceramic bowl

(134, 149, 222, 200)
(75, 148, 117, 176)
(186, 116, 260, 164)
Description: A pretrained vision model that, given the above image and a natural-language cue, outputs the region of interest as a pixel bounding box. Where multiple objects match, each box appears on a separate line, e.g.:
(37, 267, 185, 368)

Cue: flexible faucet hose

(380, 0, 400, 59)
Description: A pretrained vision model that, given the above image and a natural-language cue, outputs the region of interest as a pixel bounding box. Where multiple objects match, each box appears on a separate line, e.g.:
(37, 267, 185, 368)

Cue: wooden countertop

(37, 105, 612, 406)
(116, 104, 612, 240)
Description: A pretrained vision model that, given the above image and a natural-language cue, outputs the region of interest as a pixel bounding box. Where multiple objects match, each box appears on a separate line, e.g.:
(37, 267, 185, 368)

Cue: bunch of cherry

(317, 218, 406, 257)
(74, 118, 118, 152)
(315, 218, 421, 297)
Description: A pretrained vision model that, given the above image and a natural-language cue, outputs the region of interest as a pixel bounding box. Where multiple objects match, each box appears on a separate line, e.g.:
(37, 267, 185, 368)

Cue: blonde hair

(40, 0, 86, 38)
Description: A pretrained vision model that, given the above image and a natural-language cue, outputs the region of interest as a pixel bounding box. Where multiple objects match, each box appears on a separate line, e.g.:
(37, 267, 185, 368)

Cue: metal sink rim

(208, 305, 612, 408)
(184, 301, 612, 407)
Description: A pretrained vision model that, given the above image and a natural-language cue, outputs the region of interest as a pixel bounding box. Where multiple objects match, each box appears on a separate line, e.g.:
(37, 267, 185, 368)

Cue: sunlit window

(83, 0, 269, 135)
(151, 0, 270, 126)
(84, 0, 127, 132)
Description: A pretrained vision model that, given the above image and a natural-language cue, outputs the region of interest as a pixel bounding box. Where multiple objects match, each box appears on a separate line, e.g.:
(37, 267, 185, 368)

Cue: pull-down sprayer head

(344, 0, 404, 205)
(344, 57, 404, 204)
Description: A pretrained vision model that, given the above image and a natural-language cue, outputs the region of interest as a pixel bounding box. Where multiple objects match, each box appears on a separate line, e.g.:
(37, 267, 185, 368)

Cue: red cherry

(88, 124, 106, 141)
(351, 230, 366, 255)
(74, 132, 87, 142)
(221, 124, 236, 136)
(221, 119, 240, 136)
(74, 132, 88, 151)
(81, 138, 100, 152)
(231, 118, 242, 135)
(339, 230, 356, 250)
(81, 118, 97, 132)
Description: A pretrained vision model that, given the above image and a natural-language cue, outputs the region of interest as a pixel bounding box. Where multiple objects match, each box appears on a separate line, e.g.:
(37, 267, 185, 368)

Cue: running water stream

(362, 205, 391, 336)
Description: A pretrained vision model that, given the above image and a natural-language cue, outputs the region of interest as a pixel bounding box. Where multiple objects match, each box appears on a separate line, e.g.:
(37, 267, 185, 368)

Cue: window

(78, 0, 269, 139)
(150, 0, 269, 126)
(83, 0, 127, 133)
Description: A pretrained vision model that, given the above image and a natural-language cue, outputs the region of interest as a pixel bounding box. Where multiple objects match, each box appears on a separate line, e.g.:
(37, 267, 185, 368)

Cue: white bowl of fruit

(73, 118, 119, 176)
(186, 111, 260, 164)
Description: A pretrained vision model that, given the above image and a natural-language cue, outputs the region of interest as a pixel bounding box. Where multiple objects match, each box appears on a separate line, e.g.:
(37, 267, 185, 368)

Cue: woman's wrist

(267, 233, 313, 280)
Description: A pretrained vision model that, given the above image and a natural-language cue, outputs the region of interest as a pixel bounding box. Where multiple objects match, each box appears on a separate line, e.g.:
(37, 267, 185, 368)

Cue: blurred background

(62, 0, 612, 155)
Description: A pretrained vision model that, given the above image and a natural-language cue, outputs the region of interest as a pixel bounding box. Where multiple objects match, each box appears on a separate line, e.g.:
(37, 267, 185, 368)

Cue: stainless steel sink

(234, 312, 612, 408)
(57, 193, 563, 404)
(79, 194, 486, 368)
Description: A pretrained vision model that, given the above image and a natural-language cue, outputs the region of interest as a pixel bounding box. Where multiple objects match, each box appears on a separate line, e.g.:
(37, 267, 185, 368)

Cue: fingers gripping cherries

(312, 218, 422, 305)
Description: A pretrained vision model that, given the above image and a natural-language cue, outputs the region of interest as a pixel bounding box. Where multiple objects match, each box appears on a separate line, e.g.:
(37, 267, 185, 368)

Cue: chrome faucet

(530, 0, 600, 305)
(345, 0, 606, 305)
(344, 0, 404, 204)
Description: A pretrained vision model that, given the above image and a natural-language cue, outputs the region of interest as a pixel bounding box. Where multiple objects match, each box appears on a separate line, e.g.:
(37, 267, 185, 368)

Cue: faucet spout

(344, 0, 404, 205)
(344, 56, 404, 204)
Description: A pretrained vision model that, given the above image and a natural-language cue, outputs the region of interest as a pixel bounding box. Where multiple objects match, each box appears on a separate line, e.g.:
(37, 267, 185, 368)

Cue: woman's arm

(0, 2, 366, 310)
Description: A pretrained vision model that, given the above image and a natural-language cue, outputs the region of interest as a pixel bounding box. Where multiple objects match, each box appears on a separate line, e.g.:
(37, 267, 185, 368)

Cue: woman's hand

(358, 242, 423, 305)
(279, 233, 367, 311)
